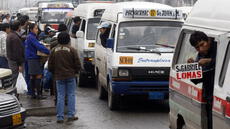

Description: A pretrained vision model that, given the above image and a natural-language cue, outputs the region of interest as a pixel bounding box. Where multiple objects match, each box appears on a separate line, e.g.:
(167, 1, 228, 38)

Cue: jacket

(48, 44, 81, 80)
(6, 31, 24, 65)
(25, 32, 50, 60)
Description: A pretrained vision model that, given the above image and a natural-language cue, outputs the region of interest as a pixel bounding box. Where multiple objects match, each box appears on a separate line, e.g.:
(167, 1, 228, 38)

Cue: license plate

(148, 92, 164, 100)
(12, 113, 22, 126)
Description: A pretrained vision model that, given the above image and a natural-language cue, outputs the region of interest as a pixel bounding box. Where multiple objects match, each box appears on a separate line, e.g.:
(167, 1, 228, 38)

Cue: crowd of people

(0, 14, 82, 123)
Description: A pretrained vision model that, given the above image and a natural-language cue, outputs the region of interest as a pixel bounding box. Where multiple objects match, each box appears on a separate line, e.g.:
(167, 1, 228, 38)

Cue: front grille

(121, 67, 170, 81)
(2, 75, 13, 89)
(0, 99, 20, 116)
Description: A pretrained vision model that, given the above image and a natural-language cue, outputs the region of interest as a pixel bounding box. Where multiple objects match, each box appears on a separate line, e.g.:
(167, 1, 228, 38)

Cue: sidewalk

(19, 91, 56, 117)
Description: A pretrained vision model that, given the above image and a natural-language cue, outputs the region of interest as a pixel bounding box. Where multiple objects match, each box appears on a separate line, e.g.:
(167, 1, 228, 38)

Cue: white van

(71, 3, 112, 86)
(0, 68, 16, 95)
(169, 0, 230, 129)
(95, 2, 184, 110)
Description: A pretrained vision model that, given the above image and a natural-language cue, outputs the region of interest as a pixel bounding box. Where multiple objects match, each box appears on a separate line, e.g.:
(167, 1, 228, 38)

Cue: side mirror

(76, 31, 84, 38)
(106, 38, 114, 49)
(38, 16, 41, 21)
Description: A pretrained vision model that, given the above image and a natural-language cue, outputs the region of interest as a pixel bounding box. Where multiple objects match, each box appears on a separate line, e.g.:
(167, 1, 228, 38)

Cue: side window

(176, 32, 197, 65)
(81, 19, 86, 32)
(219, 41, 230, 86)
(68, 19, 74, 34)
(96, 22, 112, 48)
(111, 24, 116, 39)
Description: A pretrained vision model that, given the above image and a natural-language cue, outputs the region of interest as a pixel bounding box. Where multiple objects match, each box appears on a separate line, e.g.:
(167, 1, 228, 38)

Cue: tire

(108, 81, 120, 110)
(78, 71, 86, 87)
(97, 74, 107, 100)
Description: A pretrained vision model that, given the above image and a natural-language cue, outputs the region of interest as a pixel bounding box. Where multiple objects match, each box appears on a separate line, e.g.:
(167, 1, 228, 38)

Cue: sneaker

(56, 120, 64, 124)
(67, 116, 78, 122)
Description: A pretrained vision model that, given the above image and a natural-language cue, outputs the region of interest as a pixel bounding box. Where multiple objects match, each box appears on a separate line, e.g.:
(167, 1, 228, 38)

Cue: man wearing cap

(97, 22, 111, 47)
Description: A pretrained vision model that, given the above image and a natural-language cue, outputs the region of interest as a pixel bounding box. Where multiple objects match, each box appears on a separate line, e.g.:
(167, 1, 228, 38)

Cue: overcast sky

(0, 0, 39, 11)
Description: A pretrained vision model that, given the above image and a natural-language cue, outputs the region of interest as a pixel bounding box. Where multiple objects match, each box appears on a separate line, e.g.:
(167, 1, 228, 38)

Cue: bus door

(170, 29, 207, 129)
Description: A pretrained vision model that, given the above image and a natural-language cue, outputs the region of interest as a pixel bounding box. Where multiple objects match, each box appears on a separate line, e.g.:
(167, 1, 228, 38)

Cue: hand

(18, 66, 23, 73)
(198, 58, 212, 66)
(187, 58, 195, 63)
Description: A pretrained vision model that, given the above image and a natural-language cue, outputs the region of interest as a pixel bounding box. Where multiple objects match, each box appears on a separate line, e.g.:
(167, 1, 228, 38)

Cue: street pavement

(24, 86, 170, 129)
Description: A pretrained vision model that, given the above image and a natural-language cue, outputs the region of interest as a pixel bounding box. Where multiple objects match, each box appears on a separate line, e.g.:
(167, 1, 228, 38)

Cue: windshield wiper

(155, 43, 175, 48)
(126, 47, 161, 55)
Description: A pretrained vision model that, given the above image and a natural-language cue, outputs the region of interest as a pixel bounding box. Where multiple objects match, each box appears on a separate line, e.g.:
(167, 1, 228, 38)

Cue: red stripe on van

(213, 96, 230, 118)
(51, 24, 59, 30)
(170, 77, 205, 103)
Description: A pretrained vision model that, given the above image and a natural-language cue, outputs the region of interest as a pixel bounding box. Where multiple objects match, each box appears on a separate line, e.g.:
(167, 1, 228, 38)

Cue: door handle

(97, 58, 101, 61)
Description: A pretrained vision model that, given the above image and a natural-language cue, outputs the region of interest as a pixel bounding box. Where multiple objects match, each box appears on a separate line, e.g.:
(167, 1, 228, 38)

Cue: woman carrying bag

(25, 23, 50, 99)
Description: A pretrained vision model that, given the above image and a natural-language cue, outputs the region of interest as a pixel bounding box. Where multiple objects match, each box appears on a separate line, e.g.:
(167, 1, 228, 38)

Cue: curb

(26, 107, 56, 116)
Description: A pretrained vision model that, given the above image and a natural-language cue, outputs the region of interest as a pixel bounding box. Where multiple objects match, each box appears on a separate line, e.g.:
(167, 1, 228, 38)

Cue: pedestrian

(71, 16, 81, 38)
(48, 32, 81, 123)
(19, 15, 30, 42)
(50, 23, 68, 49)
(188, 31, 217, 129)
(6, 20, 25, 86)
(0, 23, 10, 68)
(19, 15, 31, 95)
(25, 23, 50, 99)
(2, 14, 10, 23)
(97, 22, 111, 47)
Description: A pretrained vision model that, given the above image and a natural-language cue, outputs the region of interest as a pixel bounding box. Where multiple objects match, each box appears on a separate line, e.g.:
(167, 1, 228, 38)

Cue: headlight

(118, 69, 129, 77)
(83, 51, 95, 58)
(0, 80, 2, 88)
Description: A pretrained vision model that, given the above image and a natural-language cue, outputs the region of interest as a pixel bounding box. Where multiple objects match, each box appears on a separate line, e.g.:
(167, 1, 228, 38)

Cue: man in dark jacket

(6, 20, 25, 86)
(48, 32, 81, 123)
(188, 31, 217, 129)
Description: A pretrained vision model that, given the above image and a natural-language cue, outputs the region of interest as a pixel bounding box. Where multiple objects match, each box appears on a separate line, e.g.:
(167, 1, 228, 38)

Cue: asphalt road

(25, 86, 170, 129)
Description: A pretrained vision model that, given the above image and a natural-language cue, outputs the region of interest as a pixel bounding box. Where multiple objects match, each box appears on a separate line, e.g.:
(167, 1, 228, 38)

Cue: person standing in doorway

(48, 32, 81, 123)
(188, 31, 217, 129)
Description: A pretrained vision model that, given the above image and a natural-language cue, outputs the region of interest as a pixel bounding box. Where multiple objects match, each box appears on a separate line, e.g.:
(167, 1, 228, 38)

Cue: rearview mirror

(76, 31, 84, 38)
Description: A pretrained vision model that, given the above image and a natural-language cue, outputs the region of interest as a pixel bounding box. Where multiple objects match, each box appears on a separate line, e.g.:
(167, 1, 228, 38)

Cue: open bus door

(212, 33, 230, 129)
(169, 29, 219, 129)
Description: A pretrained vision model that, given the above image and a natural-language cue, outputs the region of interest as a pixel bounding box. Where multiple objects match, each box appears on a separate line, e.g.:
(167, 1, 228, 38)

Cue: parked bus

(37, 1, 74, 31)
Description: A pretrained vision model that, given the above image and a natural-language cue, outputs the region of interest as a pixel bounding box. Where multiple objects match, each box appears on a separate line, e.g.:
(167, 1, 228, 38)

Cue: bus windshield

(41, 8, 73, 23)
(87, 18, 101, 40)
(117, 21, 183, 53)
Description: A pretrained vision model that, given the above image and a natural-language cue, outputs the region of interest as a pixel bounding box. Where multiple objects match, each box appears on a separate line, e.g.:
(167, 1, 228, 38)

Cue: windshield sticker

(123, 8, 182, 19)
(119, 56, 133, 65)
(175, 63, 203, 80)
(137, 58, 170, 63)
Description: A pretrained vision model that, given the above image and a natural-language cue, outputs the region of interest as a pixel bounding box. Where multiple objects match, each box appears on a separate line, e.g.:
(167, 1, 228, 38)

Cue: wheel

(97, 73, 107, 100)
(108, 81, 120, 110)
(78, 71, 86, 87)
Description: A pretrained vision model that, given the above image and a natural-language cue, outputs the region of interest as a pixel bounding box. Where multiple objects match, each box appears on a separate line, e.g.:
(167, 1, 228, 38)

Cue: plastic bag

(16, 73, 28, 94)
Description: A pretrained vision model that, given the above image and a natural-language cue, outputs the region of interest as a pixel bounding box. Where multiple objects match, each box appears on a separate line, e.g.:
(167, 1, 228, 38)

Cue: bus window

(176, 31, 197, 65)
(219, 41, 230, 87)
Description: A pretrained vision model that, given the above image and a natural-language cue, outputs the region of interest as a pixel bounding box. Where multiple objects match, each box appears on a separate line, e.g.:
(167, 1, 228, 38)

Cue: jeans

(56, 78, 77, 120)
(0, 56, 8, 68)
(7, 59, 20, 87)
